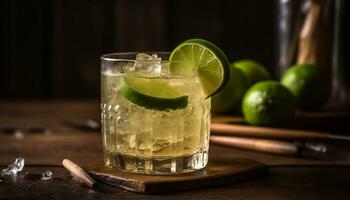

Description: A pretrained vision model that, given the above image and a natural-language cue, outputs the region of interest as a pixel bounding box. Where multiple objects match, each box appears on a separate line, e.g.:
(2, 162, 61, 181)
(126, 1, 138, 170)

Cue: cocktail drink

(101, 40, 230, 174)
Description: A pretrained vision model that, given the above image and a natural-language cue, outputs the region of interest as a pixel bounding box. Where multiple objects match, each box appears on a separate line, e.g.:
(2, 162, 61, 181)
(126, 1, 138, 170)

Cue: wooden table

(1, 101, 350, 199)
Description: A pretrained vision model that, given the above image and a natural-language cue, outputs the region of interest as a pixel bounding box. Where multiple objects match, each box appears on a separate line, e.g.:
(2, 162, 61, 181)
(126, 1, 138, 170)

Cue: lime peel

(119, 74, 188, 110)
(169, 39, 230, 98)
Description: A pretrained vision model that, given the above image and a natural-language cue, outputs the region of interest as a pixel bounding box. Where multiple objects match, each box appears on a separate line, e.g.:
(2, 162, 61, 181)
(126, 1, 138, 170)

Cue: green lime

(242, 81, 296, 126)
(118, 73, 188, 110)
(280, 64, 331, 110)
(211, 64, 249, 113)
(233, 60, 271, 86)
(169, 38, 230, 97)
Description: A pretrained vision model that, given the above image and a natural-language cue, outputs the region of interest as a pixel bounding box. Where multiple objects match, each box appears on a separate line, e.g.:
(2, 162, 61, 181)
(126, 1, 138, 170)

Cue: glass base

(104, 149, 209, 174)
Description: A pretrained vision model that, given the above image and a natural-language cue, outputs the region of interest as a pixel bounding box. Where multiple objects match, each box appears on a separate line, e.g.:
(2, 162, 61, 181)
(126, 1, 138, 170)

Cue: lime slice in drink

(119, 73, 188, 110)
(169, 39, 230, 97)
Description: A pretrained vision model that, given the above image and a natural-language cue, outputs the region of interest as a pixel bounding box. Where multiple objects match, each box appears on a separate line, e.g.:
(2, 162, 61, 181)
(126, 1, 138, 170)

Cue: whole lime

(280, 64, 331, 110)
(211, 64, 249, 113)
(242, 81, 296, 126)
(233, 60, 271, 86)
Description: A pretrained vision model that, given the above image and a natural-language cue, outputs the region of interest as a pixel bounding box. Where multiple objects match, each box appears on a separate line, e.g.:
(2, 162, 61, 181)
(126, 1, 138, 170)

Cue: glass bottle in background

(275, 0, 346, 109)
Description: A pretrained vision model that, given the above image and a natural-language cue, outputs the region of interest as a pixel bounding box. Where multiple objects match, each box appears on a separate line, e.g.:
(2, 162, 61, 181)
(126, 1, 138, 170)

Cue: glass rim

(101, 51, 179, 63)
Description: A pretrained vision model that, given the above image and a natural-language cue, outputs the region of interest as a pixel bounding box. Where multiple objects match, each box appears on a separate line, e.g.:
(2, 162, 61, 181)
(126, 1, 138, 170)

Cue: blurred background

(1, 0, 349, 99)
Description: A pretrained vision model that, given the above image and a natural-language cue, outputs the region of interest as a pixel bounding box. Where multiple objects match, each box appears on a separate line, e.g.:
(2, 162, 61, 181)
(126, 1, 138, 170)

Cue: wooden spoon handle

(210, 135, 299, 156)
(211, 123, 330, 140)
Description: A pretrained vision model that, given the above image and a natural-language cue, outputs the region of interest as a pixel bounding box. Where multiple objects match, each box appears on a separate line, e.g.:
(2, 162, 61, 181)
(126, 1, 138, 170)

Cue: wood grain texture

(212, 111, 350, 134)
(1, 101, 350, 167)
(86, 157, 267, 193)
(211, 123, 331, 140)
(1, 101, 350, 198)
(210, 136, 299, 156)
(1, 166, 350, 199)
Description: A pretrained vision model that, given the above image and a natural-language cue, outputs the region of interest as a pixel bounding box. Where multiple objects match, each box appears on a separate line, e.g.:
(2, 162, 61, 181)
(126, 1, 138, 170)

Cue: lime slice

(118, 74, 188, 110)
(169, 39, 230, 97)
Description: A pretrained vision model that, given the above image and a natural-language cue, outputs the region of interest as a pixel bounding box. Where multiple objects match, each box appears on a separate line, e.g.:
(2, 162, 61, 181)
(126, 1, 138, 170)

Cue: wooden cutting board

(86, 156, 268, 194)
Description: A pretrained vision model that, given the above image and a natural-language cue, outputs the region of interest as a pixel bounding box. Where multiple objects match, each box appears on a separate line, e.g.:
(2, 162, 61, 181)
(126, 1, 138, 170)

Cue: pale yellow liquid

(101, 72, 210, 173)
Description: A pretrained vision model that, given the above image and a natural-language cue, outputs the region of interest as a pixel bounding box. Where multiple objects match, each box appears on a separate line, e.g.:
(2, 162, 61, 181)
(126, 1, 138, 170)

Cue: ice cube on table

(1, 157, 25, 176)
(133, 53, 162, 76)
(41, 170, 52, 180)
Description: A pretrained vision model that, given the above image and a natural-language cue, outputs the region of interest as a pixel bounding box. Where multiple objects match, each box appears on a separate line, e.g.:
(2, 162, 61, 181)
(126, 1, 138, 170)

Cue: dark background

(1, 0, 349, 99)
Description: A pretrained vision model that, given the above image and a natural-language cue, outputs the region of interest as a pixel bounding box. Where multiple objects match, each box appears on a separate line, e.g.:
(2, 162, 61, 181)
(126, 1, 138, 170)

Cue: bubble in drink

(1, 157, 25, 176)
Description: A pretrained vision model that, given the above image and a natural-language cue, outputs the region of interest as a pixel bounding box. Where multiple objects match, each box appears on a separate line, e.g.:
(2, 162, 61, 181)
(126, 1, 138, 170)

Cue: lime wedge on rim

(169, 39, 230, 97)
(119, 73, 188, 110)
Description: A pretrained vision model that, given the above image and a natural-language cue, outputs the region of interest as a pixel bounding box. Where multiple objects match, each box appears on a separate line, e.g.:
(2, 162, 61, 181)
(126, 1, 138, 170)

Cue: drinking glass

(100, 52, 211, 174)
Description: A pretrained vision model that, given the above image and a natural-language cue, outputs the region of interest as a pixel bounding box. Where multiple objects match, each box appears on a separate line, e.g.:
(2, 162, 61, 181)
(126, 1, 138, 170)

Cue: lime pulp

(169, 39, 230, 98)
(119, 73, 188, 110)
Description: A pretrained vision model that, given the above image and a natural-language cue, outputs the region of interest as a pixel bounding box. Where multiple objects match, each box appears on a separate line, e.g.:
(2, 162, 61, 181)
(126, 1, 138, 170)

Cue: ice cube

(133, 53, 162, 76)
(1, 157, 25, 176)
(160, 62, 170, 76)
(41, 170, 52, 181)
(121, 134, 136, 148)
(136, 53, 161, 61)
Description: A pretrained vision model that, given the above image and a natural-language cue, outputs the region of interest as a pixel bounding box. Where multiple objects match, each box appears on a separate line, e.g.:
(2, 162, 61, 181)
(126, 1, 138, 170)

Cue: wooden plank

(0, 0, 50, 98)
(114, 0, 167, 51)
(168, 0, 227, 49)
(51, 0, 109, 98)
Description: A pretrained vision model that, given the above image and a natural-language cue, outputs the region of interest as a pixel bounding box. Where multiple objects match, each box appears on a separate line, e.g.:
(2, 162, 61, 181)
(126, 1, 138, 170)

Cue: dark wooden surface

(1, 101, 350, 199)
(1, 166, 350, 200)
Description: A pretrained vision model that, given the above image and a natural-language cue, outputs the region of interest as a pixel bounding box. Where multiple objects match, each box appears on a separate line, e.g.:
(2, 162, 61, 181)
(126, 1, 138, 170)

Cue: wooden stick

(210, 123, 350, 140)
(210, 135, 299, 156)
(62, 159, 96, 188)
(212, 115, 246, 124)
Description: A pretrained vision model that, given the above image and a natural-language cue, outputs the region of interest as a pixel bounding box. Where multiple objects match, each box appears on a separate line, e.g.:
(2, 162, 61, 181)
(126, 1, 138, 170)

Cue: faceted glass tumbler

(100, 52, 211, 174)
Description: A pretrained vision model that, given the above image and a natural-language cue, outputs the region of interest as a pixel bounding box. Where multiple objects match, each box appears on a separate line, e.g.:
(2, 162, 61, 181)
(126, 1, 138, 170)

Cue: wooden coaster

(86, 155, 268, 194)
